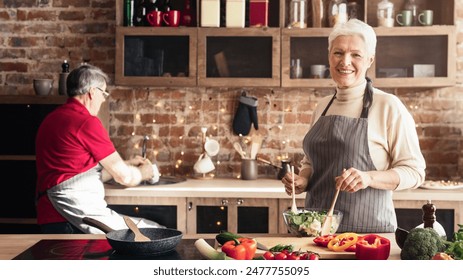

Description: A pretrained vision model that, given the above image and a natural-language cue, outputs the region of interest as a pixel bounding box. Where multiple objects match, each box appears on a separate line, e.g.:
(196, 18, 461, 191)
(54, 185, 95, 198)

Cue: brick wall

(1, 0, 463, 180)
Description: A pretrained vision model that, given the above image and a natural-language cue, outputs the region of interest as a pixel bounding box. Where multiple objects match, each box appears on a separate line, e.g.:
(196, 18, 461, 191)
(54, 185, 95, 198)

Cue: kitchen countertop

(0, 233, 401, 260)
(104, 178, 463, 201)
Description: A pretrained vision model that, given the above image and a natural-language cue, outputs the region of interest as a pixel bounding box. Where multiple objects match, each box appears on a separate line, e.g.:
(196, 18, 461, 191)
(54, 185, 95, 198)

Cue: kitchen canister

(226, 0, 245, 27)
(201, 0, 220, 27)
(249, 0, 269, 27)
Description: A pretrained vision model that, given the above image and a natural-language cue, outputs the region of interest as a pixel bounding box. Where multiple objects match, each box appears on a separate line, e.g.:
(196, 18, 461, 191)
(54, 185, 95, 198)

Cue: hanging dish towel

(233, 94, 258, 136)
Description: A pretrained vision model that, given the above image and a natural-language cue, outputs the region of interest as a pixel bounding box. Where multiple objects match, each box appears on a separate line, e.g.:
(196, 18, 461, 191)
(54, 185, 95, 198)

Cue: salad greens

(445, 224, 463, 260)
(285, 209, 338, 237)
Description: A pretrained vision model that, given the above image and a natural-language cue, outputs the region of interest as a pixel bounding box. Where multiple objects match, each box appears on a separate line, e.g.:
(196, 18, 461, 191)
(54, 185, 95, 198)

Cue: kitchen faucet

(142, 135, 149, 159)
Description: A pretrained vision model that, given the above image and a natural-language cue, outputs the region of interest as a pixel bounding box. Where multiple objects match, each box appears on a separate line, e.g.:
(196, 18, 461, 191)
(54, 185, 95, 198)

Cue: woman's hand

(282, 171, 308, 195)
(335, 168, 371, 193)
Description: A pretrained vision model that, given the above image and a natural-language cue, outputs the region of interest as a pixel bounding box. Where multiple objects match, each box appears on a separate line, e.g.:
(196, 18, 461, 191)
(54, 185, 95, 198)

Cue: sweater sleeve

(371, 91, 426, 190)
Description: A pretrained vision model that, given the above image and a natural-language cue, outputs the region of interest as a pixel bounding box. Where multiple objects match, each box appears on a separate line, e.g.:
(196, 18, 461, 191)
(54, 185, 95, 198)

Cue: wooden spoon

(286, 165, 298, 213)
(320, 187, 341, 236)
(123, 216, 151, 242)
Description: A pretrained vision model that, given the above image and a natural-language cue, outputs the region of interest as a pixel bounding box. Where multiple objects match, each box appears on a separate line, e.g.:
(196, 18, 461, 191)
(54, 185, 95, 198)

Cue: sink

(106, 176, 186, 186)
(146, 175, 186, 185)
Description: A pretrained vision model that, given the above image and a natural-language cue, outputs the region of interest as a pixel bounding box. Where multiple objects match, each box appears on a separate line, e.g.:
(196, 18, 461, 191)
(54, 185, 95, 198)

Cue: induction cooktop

(13, 239, 194, 260)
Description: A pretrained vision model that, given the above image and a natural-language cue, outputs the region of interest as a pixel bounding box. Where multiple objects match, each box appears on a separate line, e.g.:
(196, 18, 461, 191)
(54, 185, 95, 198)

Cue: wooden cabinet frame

(186, 197, 279, 234)
(197, 28, 281, 87)
(115, 27, 198, 87)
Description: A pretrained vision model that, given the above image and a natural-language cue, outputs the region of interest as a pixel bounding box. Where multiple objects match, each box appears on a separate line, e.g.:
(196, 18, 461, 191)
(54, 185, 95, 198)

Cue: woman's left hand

(335, 168, 371, 193)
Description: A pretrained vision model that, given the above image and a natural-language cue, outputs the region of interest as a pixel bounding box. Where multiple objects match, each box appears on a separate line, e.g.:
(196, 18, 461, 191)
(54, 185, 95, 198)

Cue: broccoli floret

(400, 227, 446, 260)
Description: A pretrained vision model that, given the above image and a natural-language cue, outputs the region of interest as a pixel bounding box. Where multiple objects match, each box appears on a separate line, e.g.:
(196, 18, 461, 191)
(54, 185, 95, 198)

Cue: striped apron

(302, 83, 396, 233)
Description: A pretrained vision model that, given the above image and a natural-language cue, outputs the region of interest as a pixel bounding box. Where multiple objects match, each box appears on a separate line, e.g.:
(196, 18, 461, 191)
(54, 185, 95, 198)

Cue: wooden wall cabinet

(114, 0, 456, 88)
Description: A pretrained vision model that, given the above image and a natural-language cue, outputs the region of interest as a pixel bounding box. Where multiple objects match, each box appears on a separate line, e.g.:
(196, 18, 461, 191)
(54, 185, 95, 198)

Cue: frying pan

(82, 217, 183, 256)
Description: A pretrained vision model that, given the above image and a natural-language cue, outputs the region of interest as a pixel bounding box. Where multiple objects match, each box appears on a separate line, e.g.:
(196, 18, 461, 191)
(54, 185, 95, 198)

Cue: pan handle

(82, 217, 115, 234)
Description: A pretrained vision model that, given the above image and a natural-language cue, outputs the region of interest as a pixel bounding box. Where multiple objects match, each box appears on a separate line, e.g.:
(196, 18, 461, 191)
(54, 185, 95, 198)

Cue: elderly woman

(282, 19, 426, 233)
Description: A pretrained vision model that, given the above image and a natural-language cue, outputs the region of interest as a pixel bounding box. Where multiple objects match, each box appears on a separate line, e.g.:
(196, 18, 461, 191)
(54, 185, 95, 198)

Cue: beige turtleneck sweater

(300, 81, 426, 190)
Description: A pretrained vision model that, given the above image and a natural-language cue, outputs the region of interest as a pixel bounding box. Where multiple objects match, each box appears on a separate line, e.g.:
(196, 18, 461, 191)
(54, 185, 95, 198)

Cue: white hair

(328, 19, 377, 57)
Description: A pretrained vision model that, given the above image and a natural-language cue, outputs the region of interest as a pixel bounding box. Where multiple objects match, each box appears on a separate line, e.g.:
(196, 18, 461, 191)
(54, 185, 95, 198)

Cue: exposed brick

(3, 0, 37, 8)
(59, 11, 86, 21)
(52, 0, 90, 8)
(0, 62, 28, 72)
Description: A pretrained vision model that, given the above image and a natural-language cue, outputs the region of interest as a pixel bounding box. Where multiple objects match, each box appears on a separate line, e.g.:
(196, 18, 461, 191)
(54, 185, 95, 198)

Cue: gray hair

(328, 19, 377, 57)
(66, 64, 109, 97)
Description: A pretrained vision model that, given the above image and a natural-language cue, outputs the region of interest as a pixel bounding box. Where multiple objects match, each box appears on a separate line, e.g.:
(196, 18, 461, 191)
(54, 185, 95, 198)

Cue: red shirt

(35, 98, 116, 225)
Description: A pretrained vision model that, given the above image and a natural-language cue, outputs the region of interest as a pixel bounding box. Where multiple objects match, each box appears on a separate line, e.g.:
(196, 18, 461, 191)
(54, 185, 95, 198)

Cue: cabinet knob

(188, 201, 193, 211)
(236, 198, 244, 205)
(221, 199, 229, 206)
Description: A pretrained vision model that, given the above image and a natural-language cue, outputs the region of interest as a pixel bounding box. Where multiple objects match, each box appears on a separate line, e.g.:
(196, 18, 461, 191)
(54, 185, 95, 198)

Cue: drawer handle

(188, 201, 193, 211)
(221, 199, 229, 206)
(237, 199, 244, 205)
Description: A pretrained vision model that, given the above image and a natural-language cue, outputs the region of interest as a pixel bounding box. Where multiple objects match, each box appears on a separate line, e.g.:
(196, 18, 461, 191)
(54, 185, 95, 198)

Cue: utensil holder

(241, 159, 257, 180)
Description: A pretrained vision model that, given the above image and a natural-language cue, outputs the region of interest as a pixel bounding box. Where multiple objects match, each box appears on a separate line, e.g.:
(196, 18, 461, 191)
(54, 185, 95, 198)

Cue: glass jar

(404, 0, 419, 26)
(347, 1, 360, 20)
(288, 0, 308, 28)
(328, 0, 348, 27)
(377, 0, 394, 27)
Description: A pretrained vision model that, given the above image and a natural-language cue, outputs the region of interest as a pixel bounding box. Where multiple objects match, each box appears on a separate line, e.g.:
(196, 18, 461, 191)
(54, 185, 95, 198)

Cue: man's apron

(302, 81, 396, 233)
(47, 165, 163, 234)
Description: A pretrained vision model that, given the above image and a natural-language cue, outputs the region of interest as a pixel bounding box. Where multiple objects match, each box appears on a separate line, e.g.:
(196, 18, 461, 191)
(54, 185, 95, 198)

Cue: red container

(249, 0, 269, 27)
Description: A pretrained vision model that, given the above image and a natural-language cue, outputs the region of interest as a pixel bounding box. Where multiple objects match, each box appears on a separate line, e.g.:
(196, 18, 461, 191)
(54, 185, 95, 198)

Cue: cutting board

(253, 237, 356, 259)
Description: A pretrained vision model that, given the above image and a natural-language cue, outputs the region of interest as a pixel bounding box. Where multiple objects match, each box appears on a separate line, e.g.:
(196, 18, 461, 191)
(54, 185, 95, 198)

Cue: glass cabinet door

(198, 28, 281, 87)
(115, 27, 197, 87)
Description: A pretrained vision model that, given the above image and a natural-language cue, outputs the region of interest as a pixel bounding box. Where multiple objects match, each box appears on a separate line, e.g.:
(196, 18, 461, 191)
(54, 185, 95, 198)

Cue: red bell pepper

(313, 234, 337, 247)
(221, 238, 257, 260)
(355, 234, 391, 260)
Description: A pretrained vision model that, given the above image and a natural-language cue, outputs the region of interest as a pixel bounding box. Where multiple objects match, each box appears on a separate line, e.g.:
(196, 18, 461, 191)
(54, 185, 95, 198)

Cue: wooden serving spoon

(320, 187, 341, 236)
(123, 216, 151, 242)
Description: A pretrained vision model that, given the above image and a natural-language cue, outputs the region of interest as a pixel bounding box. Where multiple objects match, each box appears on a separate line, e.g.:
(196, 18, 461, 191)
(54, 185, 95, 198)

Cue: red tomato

(313, 235, 336, 247)
(287, 252, 300, 260)
(263, 251, 274, 260)
(308, 253, 320, 260)
(274, 252, 288, 260)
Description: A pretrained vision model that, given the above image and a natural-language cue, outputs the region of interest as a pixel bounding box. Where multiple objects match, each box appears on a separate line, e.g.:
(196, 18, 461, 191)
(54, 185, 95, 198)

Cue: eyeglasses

(95, 87, 110, 99)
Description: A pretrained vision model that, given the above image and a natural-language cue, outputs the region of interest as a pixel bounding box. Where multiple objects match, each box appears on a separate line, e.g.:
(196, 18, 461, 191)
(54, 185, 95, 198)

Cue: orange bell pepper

(221, 238, 257, 260)
(327, 232, 359, 252)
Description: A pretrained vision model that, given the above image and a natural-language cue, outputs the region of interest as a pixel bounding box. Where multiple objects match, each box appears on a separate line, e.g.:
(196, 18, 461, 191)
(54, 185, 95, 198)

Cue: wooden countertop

(104, 178, 463, 201)
(0, 233, 401, 260)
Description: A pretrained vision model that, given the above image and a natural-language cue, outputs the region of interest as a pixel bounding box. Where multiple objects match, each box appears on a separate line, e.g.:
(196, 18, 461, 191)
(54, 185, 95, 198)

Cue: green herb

(269, 244, 294, 253)
(445, 224, 463, 260)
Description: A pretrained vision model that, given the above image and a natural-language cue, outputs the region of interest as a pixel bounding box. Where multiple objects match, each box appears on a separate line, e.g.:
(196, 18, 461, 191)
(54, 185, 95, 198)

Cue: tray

(419, 180, 463, 190)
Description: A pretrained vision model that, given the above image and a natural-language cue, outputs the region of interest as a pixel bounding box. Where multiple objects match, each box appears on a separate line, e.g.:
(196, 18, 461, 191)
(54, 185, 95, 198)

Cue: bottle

(125, 0, 134, 26)
(404, 0, 418, 26)
(160, 0, 171, 12)
(181, 0, 196, 26)
(377, 0, 394, 27)
(59, 60, 70, 96)
(288, 0, 308, 28)
(145, 0, 158, 14)
(134, 0, 147, 26)
(328, 0, 348, 27)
